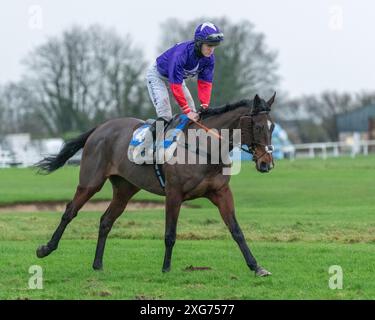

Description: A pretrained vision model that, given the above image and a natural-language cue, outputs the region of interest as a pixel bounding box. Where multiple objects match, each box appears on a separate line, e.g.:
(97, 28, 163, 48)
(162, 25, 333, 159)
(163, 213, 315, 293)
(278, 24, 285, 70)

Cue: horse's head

(240, 93, 276, 173)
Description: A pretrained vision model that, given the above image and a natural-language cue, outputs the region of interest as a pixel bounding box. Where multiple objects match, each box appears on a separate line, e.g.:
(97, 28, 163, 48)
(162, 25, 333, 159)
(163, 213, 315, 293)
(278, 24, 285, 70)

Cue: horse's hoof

(36, 245, 51, 258)
(93, 263, 103, 271)
(162, 267, 171, 273)
(255, 266, 272, 277)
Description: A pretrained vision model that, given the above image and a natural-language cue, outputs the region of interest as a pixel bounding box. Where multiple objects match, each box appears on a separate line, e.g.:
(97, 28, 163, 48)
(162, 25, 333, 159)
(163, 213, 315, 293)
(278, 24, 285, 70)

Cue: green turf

(1, 240, 374, 300)
(0, 156, 375, 299)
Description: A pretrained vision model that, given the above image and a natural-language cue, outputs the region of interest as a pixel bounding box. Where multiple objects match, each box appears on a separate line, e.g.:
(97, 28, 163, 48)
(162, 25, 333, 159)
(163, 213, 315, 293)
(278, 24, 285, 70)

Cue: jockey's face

(201, 43, 216, 57)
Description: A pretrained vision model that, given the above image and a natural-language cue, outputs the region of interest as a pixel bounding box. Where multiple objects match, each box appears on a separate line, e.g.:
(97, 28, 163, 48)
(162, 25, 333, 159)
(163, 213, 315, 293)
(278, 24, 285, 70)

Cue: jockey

(146, 22, 224, 136)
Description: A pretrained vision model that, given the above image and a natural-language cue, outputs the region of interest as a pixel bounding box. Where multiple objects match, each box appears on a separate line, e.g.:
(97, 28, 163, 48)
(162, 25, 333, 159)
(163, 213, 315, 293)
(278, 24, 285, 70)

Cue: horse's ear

(267, 92, 276, 107)
(253, 94, 261, 107)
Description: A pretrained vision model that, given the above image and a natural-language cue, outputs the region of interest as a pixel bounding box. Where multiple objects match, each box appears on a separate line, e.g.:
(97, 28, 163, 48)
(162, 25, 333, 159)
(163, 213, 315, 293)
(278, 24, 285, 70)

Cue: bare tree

(279, 91, 373, 142)
(22, 25, 151, 136)
(0, 83, 43, 135)
(354, 91, 375, 108)
(0, 87, 6, 135)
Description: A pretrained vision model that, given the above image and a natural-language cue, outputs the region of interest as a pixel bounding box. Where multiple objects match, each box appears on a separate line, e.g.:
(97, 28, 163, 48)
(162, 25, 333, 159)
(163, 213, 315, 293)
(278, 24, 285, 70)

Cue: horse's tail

(35, 127, 97, 174)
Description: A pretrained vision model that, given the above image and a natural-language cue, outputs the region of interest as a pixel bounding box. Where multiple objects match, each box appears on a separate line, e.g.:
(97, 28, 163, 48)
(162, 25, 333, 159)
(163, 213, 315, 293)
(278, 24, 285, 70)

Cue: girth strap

(154, 163, 165, 189)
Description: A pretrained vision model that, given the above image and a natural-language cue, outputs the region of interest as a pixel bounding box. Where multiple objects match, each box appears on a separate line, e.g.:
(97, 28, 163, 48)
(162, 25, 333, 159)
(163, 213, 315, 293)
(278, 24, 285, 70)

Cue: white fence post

(363, 141, 368, 156)
(322, 145, 327, 160)
(290, 140, 375, 160)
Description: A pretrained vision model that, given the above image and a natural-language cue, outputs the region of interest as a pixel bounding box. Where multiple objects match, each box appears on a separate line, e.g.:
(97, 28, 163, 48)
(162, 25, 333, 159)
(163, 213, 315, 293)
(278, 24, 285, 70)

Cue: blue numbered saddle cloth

(127, 114, 190, 164)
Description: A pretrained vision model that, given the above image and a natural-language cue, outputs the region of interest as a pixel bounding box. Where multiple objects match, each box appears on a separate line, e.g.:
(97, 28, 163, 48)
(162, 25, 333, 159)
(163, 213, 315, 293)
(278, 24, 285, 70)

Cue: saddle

(127, 114, 190, 165)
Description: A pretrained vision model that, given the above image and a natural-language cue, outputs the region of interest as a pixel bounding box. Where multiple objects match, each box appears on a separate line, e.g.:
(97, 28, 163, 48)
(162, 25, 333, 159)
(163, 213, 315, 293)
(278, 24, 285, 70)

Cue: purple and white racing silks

(146, 22, 223, 118)
(156, 40, 215, 84)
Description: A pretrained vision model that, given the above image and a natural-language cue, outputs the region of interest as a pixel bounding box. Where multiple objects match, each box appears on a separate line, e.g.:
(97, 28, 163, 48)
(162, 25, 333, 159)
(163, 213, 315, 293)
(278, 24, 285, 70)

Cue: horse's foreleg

(36, 184, 103, 258)
(208, 185, 271, 277)
(93, 177, 140, 270)
(162, 192, 182, 273)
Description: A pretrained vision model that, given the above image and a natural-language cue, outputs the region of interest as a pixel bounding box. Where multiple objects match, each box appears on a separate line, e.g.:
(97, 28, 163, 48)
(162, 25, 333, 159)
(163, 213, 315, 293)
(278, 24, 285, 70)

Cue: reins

(188, 119, 254, 157)
(187, 116, 275, 166)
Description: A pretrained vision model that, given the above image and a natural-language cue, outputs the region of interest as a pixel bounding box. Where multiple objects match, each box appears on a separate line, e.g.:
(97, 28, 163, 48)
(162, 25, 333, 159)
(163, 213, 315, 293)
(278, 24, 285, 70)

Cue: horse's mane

(200, 99, 252, 119)
(200, 97, 272, 119)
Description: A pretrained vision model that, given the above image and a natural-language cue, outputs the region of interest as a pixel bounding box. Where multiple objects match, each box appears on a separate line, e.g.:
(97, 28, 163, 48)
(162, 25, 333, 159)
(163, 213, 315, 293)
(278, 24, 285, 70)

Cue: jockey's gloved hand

(197, 104, 209, 116)
(187, 111, 200, 122)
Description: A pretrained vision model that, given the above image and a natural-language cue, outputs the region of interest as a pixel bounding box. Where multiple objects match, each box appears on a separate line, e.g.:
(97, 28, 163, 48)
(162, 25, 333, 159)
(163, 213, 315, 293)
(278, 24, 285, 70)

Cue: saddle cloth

(127, 114, 190, 164)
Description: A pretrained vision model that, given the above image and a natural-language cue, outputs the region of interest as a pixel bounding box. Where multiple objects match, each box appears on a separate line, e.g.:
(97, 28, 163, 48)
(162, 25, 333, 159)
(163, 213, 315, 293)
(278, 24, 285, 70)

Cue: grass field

(0, 156, 374, 299)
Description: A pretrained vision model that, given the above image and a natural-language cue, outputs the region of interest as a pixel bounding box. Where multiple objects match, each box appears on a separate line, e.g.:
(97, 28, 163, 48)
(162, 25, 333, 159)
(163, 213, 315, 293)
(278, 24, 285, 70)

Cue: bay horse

(36, 93, 276, 277)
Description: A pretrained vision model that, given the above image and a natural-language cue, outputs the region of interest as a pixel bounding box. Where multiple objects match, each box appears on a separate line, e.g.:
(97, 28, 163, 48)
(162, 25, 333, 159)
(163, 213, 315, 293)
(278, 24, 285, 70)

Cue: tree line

(277, 91, 375, 142)
(0, 18, 373, 142)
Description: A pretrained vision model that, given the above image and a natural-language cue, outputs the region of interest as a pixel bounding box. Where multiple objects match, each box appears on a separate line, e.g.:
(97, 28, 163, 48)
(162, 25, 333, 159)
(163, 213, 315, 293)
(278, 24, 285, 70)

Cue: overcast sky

(0, 0, 374, 98)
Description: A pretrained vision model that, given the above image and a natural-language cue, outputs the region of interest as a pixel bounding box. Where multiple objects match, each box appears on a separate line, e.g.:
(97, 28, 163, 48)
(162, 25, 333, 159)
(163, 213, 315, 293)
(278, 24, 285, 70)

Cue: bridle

(239, 110, 275, 165)
(186, 110, 275, 166)
(241, 143, 274, 162)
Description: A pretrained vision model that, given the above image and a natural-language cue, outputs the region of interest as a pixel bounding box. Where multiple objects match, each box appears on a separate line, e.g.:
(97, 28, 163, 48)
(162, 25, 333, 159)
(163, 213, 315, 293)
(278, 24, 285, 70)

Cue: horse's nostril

(260, 162, 269, 172)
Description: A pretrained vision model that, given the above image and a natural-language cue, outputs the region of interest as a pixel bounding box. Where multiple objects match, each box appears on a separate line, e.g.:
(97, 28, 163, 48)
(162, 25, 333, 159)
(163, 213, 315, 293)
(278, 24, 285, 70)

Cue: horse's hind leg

(36, 182, 105, 258)
(92, 176, 140, 270)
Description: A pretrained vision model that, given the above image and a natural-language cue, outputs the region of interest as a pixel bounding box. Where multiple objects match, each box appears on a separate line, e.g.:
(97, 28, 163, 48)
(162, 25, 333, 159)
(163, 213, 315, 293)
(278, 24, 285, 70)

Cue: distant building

(0, 146, 15, 168)
(0, 133, 64, 168)
(336, 104, 375, 141)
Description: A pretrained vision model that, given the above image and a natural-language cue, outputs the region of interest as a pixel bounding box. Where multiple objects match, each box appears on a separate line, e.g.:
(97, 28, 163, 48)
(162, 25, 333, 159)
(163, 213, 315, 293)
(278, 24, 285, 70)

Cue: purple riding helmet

(194, 22, 224, 46)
